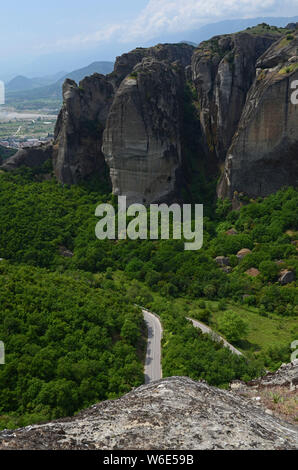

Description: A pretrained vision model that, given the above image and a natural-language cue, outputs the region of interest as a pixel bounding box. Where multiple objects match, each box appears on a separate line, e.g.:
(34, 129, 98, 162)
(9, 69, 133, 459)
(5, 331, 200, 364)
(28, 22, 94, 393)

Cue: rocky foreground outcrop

(218, 31, 298, 200)
(0, 365, 297, 450)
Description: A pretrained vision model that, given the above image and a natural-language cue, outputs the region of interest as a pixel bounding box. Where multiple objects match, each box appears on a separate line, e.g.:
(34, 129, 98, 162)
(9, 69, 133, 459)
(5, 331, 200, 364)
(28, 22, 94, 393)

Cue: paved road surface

(142, 309, 163, 384)
(187, 317, 243, 356)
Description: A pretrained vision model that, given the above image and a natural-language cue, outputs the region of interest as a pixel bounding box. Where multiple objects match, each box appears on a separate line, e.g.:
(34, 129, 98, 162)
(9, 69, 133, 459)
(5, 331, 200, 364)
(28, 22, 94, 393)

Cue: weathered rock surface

(1, 144, 52, 171)
(0, 375, 297, 450)
(215, 256, 230, 266)
(53, 75, 114, 184)
(103, 59, 184, 204)
(245, 268, 260, 277)
(230, 362, 298, 425)
(191, 31, 279, 161)
(279, 269, 296, 285)
(226, 228, 238, 236)
(249, 361, 298, 388)
(237, 248, 252, 259)
(218, 31, 298, 200)
(111, 43, 194, 87)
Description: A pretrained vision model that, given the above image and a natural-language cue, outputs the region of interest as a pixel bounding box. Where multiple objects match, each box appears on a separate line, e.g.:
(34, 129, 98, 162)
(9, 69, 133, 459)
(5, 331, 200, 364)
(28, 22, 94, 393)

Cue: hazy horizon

(1, 0, 298, 80)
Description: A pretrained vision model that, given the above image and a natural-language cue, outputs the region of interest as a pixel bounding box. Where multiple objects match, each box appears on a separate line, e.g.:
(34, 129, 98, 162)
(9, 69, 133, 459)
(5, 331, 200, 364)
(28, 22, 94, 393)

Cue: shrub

(218, 311, 248, 343)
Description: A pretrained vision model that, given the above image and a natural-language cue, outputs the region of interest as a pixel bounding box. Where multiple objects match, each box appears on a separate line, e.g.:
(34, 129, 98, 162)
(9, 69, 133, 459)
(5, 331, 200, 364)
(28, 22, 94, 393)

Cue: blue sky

(1, 0, 297, 78)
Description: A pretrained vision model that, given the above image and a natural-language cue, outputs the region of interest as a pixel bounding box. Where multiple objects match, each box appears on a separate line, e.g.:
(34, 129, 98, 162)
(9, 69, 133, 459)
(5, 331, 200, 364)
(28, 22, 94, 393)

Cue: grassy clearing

(112, 271, 297, 356)
(166, 297, 297, 354)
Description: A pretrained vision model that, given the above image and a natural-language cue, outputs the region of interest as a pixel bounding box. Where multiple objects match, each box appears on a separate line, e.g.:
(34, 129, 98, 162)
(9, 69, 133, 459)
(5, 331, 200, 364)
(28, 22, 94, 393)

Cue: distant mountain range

(6, 71, 67, 92)
(4, 16, 298, 109)
(6, 61, 115, 101)
(4, 15, 298, 81)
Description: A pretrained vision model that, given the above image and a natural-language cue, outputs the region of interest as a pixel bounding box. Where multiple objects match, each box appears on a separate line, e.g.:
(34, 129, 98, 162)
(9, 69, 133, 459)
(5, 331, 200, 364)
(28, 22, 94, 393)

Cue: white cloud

(124, 0, 298, 41)
(39, 0, 298, 51)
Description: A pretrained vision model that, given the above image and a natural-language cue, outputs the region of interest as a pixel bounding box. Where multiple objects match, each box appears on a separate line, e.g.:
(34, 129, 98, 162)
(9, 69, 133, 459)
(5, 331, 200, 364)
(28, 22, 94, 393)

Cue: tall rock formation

(2, 28, 297, 203)
(4, 44, 194, 199)
(53, 74, 114, 184)
(111, 43, 194, 86)
(102, 59, 185, 204)
(218, 31, 298, 200)
(191, 31, 280, 161)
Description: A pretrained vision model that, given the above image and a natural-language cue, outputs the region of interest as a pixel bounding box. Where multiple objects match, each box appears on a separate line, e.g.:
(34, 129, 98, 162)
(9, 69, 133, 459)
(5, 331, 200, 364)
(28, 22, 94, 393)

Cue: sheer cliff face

(52, 43, 192, 187)
(53, 74, 114, 184)
(102, 59, 184, 204)
(218, 32, 298, 200)
(191, 32, 279, 161)
(101, 44, 194, 203)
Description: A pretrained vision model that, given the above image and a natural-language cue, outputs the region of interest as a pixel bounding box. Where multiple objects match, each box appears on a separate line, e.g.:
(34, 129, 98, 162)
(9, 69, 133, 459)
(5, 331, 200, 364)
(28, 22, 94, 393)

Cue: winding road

(142, 308, 243, 383)
(142, 309, 163, 384)
(186, 317, 243, 356)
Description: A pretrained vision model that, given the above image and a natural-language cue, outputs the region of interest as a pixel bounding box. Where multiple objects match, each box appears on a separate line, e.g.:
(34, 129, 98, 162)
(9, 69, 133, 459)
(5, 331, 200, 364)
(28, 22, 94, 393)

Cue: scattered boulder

(221, 266, 232, 273)
(245, 268, 260, 277)
(59, 246, 74, 258)
(215, 256, 230, 266)
(236, 248, 252, 260)
(278, 269, 295, 285)
(226, 228, 238, 236)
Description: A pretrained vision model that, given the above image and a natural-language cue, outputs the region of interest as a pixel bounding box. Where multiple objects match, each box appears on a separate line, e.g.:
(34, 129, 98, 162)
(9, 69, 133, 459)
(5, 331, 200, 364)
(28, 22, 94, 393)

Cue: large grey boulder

(279, 269, 296, 285)
(0, 375, 297, 450)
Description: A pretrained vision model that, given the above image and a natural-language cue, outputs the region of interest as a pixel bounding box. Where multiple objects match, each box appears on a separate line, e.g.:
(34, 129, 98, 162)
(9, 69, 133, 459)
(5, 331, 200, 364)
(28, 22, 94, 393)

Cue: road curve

(187, 317, 243, 356)
(142, 309, 163, 384)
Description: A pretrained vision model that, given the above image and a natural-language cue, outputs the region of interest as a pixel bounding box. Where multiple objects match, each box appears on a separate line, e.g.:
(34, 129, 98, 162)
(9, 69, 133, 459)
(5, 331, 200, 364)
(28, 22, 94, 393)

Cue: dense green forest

(0, 169, 296, 314)
(0, 168, 297, 428)
(0, 262, 145, 429)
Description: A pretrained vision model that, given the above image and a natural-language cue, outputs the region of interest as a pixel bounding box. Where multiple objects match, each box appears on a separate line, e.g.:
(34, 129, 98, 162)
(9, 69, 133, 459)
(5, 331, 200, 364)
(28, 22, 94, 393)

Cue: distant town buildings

(0, 136, 53, 150)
